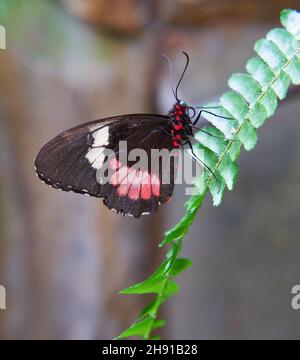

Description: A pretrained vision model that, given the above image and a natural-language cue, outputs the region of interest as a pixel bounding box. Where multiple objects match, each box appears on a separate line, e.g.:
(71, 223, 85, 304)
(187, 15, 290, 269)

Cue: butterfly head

(171, 100, 187, 114)
(172, 100, 188, 114)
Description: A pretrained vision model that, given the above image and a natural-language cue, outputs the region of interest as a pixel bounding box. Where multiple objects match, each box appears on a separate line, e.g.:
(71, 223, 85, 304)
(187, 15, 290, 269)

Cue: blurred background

(0, 0, 300, 340)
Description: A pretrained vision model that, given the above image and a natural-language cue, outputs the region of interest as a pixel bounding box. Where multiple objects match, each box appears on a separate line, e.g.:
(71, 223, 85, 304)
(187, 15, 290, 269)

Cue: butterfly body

(169, 101, 193, 148)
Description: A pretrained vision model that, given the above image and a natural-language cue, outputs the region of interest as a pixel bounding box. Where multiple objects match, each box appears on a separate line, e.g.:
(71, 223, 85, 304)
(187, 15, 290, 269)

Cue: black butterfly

(35, 52, 227, 218)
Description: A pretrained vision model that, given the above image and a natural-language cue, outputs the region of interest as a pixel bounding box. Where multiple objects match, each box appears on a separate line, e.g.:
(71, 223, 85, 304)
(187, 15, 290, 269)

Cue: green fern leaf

(171, 258, 193, 277)
(117, 9, 300, 340)
(115, 317, 153, 339)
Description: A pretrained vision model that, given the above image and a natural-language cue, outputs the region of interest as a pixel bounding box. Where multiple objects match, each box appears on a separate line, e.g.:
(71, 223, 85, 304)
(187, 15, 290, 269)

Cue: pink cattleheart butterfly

(35, 53, 229, 217)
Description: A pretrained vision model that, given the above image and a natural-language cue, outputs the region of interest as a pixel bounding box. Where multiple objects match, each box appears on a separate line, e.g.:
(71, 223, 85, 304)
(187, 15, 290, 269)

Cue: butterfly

(35, 52, 226, 218)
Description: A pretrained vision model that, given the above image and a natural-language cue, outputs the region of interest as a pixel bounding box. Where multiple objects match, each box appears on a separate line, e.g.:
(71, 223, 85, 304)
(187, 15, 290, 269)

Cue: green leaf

(271, 71, 291, 99)
(191, 143, 229, 206)
(138, 301, 157, 320)
(255, 39, 287, 73)
(218, 154, 238, 190)
(171, 258, 193, 277)
(120, 259, 171, 295)
(185, 193, 206, 213)
(117, 9, 300, 341)
(162, 221, 189, 246)
(281, 9, 300, 39)
(160, 211, 197, 247)
(116, 317, 153, 339)
(208, 175, 226, 206)
(227, 140, 241, 161)
(192, 171, 207, 196)
(220, 91, 249, 122)
(165, 240, 183, 273)
(200, 103, 239, 138)
(120, 279, 164, 295)
(259, 88, 278, 116)
(228, 73, 262, 105)
(163, 280, 180, 299)
(266, 28, 297, 58)
(193, 144, 218, 170)
(238, 119, 258, 151)
(166, 240, 182, 261)
(248, 103, 268, 128)
(284, 56, 300, 84)
(153, 319, 165, 330)
(246, 56, 275, 88)
(194, 127, 228, 156)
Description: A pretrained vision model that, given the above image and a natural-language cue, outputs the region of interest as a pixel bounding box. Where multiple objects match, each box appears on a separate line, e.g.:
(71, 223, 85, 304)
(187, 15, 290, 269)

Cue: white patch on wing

(92, 126, 109, 147)
(85, 147, 106, 169)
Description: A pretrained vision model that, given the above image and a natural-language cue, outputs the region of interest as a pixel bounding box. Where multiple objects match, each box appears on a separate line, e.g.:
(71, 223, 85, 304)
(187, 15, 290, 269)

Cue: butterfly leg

(193, 109, 234, 126)
(182, 139, 220, 192)
(190, 125, 239, 142)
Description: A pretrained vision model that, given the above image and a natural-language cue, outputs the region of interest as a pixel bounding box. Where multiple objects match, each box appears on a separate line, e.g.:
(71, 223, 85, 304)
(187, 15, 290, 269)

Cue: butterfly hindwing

(35, 114, 176, 218)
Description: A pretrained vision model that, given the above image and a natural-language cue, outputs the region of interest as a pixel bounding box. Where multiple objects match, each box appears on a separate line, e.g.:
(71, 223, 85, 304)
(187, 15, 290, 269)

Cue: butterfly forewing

(35, 114, 176, 218)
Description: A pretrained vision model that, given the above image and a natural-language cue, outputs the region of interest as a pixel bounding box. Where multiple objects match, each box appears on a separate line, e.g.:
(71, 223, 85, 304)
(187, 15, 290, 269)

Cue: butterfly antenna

(175, 51, 190, 102)
(162, 54, 177, 100)
(193, 105, 223, 109)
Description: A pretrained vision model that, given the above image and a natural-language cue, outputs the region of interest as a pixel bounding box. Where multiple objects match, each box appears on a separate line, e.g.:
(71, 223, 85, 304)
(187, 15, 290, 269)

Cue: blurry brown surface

(157, 0, 300, 26)
(62, 0, 152, 34)
(62, 0, 300, 33)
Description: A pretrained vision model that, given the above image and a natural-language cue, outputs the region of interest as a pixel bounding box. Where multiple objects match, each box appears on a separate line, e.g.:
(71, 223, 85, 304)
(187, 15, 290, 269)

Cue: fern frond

(117, 9, 300, 340)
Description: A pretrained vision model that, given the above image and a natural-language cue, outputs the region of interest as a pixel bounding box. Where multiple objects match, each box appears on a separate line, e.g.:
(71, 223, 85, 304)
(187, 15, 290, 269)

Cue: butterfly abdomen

(169, 103, 191, 148)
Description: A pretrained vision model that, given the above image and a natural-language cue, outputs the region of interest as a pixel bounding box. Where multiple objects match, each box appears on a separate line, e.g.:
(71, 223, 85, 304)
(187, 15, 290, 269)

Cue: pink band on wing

(141, 171, 151, 200)
(109, 166, 128, 186)
(128, 170, 142, 200)
(120, 168, 136, 186)
(151, 174, 160, 197)
(117, 168, 136, 197)
(117, 183, 130, 196)
(109, 158, 121, 170)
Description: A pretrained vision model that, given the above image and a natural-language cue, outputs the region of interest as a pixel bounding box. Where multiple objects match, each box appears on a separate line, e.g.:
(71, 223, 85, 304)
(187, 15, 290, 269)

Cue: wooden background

(0, 0, 300, 339)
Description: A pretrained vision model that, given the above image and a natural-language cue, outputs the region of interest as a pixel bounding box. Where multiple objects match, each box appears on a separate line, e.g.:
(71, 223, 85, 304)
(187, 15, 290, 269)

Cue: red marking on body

(173, 151, 179, 157)
(151, 174, 160, 197)
(141, 172, 151, 200)
(174, 123, 183, 131)
(110, 166, 129, 186)
(128, 170, 142, 200)
(171, 102, 187, 149)
(109, 158, 121, 170)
